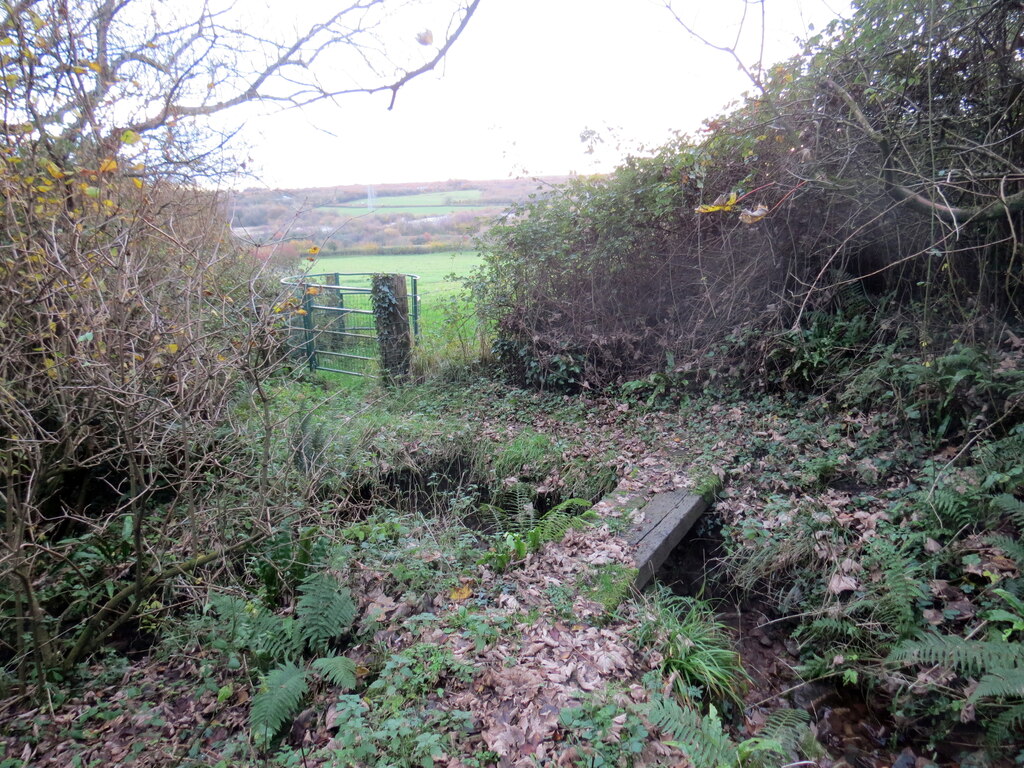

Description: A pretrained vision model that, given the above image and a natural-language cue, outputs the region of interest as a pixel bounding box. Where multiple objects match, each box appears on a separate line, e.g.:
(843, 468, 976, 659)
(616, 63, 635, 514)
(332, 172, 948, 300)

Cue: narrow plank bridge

(625, 490, 710, 591)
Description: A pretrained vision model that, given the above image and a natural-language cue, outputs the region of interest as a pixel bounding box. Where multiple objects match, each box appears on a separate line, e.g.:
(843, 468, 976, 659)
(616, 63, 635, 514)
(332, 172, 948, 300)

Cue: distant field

(321, 204, 496, 218)
(300, 251, 482, 302)
(334, 190, 484, 207)
(318, 189, 497, 218)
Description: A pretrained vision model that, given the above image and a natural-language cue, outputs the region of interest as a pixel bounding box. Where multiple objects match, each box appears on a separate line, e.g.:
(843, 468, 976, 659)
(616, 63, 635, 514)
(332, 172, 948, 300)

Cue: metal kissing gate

(281, 272, 419, 378)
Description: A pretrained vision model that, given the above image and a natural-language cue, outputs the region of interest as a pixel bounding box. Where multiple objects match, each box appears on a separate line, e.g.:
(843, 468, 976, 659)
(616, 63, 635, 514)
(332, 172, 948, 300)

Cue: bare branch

(824, 78, 1024, 223)
(664, 0, 765, 93)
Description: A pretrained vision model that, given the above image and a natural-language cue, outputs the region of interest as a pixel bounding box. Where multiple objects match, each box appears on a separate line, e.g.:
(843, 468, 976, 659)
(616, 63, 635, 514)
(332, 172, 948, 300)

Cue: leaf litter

(3, 383, 1004, 766)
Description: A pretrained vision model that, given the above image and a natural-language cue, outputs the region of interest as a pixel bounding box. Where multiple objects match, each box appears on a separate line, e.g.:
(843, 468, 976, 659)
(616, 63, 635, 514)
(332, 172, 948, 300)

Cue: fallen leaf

(450, 583, 473, 602)
(828, 573, 860, 594)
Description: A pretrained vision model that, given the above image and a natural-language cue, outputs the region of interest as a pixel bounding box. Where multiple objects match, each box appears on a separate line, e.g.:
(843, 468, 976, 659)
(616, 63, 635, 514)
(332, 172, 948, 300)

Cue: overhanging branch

(823, 78, 1024, 223)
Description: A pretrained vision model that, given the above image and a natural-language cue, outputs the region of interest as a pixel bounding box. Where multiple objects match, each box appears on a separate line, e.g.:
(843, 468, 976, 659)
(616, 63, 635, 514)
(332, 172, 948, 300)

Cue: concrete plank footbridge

(625, 490, 709, 590)
(616, 488, 710, 590)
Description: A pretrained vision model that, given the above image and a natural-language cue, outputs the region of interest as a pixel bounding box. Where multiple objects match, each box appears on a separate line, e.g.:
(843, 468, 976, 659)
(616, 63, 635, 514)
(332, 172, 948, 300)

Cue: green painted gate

(281, 272, 419, 377)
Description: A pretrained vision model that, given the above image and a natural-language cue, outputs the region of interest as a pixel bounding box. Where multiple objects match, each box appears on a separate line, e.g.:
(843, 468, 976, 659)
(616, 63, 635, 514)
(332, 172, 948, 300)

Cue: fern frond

(971, 668, 1024, 701)
(887, 634, 1024, 677)
(477, 503, 511, 533)
(250, 662, 308, 746)
(991, 494, 1024, 529)
(536, 509, 573, 543)
(311, 655, 357, 690)
(829, 270, 873, 318)
(239, 610, 303, 664)
(207, 593, 252, 644)
(760, 708, 810, 747)
(976, 430, 1024, 495)
(987, 702, 1024, 745)
(259, 616, 303, 664)
(985, 533, 1024, 569)
(929, 487, 980, 529)
(795, 616, 865, 644)
(297, 573, 356, 653)
(647, 695, 738, 768)
(547, 498, 592, 516)
(208, 593, 250, 621)
(489, 482, 538, 533)
(870, 549, 927, 638)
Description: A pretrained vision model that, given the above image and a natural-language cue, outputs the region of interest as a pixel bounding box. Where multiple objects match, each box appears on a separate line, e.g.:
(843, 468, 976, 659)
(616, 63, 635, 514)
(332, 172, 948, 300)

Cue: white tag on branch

(739, 204, 769, 224)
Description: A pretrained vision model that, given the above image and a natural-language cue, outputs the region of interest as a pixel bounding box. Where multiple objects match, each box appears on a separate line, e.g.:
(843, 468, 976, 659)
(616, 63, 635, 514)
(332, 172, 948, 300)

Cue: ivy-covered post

(300, 289, 317, 372)
(371, 274, 412, 383)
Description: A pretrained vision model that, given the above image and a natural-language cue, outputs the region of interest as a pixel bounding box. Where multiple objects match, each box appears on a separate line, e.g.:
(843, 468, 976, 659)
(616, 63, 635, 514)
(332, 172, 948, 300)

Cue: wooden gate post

(371, 274, 411, 382)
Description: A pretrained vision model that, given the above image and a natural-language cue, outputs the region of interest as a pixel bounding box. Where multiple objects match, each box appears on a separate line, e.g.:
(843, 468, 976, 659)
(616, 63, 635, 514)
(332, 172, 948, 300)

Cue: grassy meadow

(301, 250, 482, 304)
(318, 189, 495, 218)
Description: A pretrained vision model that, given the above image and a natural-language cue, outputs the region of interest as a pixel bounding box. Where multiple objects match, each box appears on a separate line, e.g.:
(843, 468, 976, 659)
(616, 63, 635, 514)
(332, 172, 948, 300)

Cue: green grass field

(319, 190, 496, 218)
(332, 190, 484, 207)
(303, 251, 482, 303)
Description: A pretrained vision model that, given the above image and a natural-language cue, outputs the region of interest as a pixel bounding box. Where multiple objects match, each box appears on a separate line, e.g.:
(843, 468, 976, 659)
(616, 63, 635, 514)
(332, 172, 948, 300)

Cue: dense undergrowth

(3, 0, 1024, 765)
(4, 348, 1024, 765)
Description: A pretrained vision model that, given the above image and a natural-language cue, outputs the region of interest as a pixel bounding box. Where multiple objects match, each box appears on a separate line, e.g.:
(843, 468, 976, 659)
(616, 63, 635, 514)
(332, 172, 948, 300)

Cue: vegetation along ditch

(3, 0, 1024, 766)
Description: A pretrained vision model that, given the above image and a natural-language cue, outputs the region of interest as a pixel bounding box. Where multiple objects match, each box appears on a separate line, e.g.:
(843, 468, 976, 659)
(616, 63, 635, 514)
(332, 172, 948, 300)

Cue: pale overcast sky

(229, 0, 847, 189)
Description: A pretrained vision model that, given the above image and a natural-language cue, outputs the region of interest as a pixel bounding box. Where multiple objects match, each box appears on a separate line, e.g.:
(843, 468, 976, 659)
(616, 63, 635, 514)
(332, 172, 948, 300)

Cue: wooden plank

(629, 491, 708, 591)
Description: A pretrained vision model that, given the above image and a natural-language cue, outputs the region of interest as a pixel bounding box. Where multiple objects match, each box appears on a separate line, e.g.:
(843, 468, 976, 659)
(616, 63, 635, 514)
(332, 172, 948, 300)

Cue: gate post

(300, 290, 317, 371)
(371, 274, 411, 382)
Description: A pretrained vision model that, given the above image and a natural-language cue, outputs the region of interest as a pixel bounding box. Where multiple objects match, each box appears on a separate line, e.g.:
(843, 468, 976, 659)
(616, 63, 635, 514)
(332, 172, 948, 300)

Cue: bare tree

(3, 0, 480, 171)
(0, 0, 480, 688)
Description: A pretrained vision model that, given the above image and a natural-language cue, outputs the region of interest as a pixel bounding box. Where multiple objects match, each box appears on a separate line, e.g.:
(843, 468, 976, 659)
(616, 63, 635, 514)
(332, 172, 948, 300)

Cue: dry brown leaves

(437, 527, 668, 766)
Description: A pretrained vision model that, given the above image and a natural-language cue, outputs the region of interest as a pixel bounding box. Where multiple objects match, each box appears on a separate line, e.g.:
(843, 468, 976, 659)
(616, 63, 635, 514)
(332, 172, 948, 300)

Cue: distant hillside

(229, 176, 570, 259)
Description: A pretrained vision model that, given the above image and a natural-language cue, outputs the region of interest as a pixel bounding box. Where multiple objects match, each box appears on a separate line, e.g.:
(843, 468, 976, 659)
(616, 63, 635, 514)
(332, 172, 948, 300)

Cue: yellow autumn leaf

(694, 191, 739, 214)
(98, 158, 117, 173)
(132, 177, 143, 189)
(307, 246, 320, 255)
(450, 584, 472, 602)
(295, 308, 308, 316)
(305, 286, 320, 296)
(87, 61, 102, 72)
(43, 357, 58, 379)
(166, 343, 179, 354)
(45, 161, 64, 179)
(120, 130, 140, 145)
